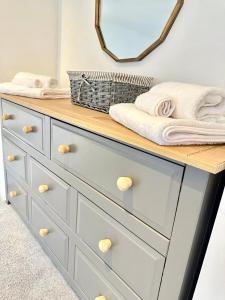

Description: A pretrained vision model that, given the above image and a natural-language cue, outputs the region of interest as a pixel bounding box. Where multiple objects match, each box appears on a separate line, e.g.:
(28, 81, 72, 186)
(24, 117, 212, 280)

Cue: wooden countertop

(1, 93, 225, 174)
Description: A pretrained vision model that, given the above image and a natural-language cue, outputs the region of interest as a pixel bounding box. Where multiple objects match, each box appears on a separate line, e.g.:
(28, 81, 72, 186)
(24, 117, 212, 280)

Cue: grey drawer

(3, 137, 27, 181)
(1, 100, 48, 154)
(29, 158, 72, 223)
(75, 249, 128, 300)
(77, 194, 165, 300)
(51, 120, 183, 237)
(6, 171, 28, 220)
(30, 199, 69, 268)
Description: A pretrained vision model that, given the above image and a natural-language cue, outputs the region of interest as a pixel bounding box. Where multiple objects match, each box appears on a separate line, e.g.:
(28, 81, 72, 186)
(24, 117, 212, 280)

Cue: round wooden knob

(9, 191, 17, 198)
(22, 125, 33, 134)
(98, 239, 112, 253)
(58, 144, 70, 154)
(117, 177, 133, 192)
(7, 155, 16, 162)
(2, 113, 11, 120)
(95, 296, 107, 300)
(39, 228, 49, 237)
(38, 185, 49, 193)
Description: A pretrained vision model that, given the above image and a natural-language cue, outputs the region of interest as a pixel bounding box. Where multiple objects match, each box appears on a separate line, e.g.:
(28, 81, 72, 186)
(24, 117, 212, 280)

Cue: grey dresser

(1, 97, 224, 300)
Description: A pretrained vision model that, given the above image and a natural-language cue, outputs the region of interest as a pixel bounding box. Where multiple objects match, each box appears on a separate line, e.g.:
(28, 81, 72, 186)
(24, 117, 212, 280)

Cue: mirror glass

(96, 0, 183, 62)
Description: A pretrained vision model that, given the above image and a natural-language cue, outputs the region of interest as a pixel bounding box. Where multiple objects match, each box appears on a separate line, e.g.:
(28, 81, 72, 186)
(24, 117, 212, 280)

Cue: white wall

(59, 0, 225, 89)
(0, 0, 59, 200)
(193, 191, 225, 300)
(0, 0, 59, 82)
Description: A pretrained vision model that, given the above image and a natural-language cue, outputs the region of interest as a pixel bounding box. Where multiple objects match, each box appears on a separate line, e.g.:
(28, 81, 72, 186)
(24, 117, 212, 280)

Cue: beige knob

(58, 144, 70, 154)
(98, 239, 112, 253)
(7, 155, 16, 162)
(38, 185, 49, 193)
(2, 113, 11, 120)
(95, 297, 107, 300)
(39, 228, 49, 237)
(9, 191, 17, 198)
(117, 177, 133, 192)
(22, 125, 33, 134)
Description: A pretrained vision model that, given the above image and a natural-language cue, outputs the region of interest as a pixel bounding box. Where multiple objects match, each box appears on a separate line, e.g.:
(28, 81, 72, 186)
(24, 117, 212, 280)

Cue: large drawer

(51, 120, 183, 237)
(75, 249, 129, 300)
(30, 199, 69, 268)
(1, 100, 49, 154)
(29, 158, 72, 224)
(6, 171, 28, 221)
(77, 194, 165, 300)
(3, 137, 27, 181)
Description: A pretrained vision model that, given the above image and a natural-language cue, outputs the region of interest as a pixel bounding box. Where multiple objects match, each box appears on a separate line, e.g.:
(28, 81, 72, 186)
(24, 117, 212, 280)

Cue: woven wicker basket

(68, 71, 154, 113)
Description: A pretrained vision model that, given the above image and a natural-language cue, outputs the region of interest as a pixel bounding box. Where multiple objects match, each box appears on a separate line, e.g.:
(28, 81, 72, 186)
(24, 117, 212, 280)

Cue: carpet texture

(0, 201, 79, 300)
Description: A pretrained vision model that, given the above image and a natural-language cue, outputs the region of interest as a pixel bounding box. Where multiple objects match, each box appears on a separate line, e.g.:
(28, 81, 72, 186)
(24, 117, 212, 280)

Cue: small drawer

(3, 137, 26, 181)
(51, 120, 183, 237)
(30, 199, 69, 268)
(6, 171, 28, 220)
(75, 249, 129, 300)
(29, 158, 72, 223)
(1, 100, 48, 154)
(77, 194, 165, 300)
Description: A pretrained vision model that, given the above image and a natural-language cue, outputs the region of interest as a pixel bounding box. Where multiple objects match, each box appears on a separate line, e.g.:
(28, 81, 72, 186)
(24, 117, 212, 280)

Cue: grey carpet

(0, 200, 79, 300)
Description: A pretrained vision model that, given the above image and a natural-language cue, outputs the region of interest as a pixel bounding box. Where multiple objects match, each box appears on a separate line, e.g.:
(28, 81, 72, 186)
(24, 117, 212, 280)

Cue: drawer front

(75, 249, 127, 300)
(6, 172, 28, 220)
(51, 121, 183, 237)
(77, 194, 165, 300)
(29, 158, 71, 223)
(3, 137, 26, 181)
(30, 199, 68, 268)
(2, 100, 45, 153)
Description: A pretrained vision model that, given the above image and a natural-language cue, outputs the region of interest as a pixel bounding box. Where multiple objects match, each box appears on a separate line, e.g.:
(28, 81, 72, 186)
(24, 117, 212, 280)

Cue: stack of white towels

(0, 72, 70, 99)
(109, 82, 225, 145)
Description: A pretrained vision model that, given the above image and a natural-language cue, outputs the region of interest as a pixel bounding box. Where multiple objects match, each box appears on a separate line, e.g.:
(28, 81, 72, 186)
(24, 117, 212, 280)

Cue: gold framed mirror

(95, 0, 184, 62)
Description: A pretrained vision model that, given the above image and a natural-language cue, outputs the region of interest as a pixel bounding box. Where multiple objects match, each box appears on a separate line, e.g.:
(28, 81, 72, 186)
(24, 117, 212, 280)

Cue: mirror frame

(95, 0, 184, 62)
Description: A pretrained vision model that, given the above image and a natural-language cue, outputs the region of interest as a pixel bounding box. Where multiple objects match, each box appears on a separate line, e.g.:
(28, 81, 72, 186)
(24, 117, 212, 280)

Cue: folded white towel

(12, 72, 58, 89)
(135, 92, 175, 117)
(109, 103, 225, 146)
(151, 82, 225, 123)
(0, 83, 70, 99)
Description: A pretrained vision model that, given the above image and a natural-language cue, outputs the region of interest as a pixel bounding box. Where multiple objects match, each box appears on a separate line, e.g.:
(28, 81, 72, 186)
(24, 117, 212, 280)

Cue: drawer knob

(38, 185, 49, 193)
(22, 125, 33, 134)
(2, 113, 11, 120)
(58, 144, 70, 154)
(98, 239, 112, 253)
(117, 177, 133, 192)
(9, 191, 17, 198)
(7, 155, 16, 162)
(39, 228, 49, 237)
(95, 297, 107, 300)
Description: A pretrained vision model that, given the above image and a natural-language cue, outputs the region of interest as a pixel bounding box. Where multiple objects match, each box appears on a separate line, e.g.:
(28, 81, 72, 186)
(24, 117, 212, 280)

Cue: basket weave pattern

(68, 71, 154, 113)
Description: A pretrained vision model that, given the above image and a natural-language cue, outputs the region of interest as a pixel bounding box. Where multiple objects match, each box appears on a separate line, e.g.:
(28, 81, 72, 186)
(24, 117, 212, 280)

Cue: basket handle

(77, 74, 95, 102)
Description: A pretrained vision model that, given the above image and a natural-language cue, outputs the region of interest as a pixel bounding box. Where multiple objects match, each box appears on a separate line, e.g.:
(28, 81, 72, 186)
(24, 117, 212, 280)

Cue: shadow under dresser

(1, 95, 225, 300)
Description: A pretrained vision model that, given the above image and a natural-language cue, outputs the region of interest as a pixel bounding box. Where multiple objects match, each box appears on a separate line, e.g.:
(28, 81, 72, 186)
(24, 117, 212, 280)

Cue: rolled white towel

(12, 72, 58, 89)
(135, 91, 175, 117)
(12, 76, 42, 88)
(0, 83, 70, 99)
(109, 103, 225, 146)
(151, 82, 225, 123)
